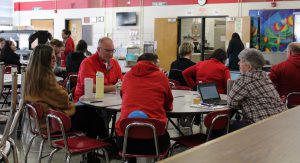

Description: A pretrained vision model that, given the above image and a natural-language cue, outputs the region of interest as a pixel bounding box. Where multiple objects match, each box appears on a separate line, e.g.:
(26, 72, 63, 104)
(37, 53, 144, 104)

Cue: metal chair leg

(66, 154, 71, 163)
(24, 134, 38, 163)
(48, 148, 59, 163)
(0, 151, 9, 163)
(8, 138, 19, 163)
(102, 148, 110, 163)
(37, 139, 45, 163)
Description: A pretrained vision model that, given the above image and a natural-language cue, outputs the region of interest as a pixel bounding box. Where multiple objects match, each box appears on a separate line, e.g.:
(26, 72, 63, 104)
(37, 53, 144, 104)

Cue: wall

(13, 1, 300, 58)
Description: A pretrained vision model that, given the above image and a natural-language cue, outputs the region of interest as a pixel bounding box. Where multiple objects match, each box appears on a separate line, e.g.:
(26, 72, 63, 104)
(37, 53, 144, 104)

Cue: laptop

(198, 82, 227, 105)
(230, 71, 240, 80)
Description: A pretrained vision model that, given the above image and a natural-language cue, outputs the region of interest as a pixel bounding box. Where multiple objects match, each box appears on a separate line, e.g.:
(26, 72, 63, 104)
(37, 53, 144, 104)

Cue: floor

(4, 114, 201, 163)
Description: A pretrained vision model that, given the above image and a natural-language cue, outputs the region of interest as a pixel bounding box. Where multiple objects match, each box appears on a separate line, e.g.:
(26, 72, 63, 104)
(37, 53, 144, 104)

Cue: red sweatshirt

(74, 53, 122, 102)
(115, 61, 173, 136)
(183, 58, 230, 94)
(269, 54, 300, 105)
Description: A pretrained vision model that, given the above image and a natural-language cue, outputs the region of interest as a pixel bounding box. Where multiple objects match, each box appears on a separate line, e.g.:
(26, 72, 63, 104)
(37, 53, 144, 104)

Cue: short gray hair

(238, 48, 265, 70)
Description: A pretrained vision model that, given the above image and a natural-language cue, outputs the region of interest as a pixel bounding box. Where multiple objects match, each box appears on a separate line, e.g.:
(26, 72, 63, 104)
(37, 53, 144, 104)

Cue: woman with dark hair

(227, 32, 245, 70)
(0, 38, 5, 50)
(66, 40, 87, 74)
(61, 29, 75, 66)
(183, 48, 230, 94)
(0, 40, 21, 72)
(115, 53, 173, 163)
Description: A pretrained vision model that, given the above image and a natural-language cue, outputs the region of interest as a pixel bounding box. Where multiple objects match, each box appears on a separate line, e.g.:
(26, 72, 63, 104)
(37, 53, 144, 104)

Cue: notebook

(198, 82, 227, 105)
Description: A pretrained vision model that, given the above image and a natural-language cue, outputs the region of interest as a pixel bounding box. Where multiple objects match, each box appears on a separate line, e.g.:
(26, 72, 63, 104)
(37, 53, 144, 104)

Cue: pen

(90, 100, 103, 103)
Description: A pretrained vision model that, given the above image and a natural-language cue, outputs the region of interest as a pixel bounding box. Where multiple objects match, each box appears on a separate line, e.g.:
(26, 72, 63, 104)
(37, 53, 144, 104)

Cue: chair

(2, 64, 19, 108)
(46, 109, 111, 163)
(0, 71, 22, 163)
(168, 69, 187, 86)
(285, 92, 300, 108)
(119, 118, 170, 162)
(65, 74, 78, 93)
(170, 110, 230, 153)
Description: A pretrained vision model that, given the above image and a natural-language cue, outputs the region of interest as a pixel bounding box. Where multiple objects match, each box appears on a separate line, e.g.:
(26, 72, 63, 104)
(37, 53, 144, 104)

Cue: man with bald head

(269, 42, 300, 106)
(74, 37, 122, 102)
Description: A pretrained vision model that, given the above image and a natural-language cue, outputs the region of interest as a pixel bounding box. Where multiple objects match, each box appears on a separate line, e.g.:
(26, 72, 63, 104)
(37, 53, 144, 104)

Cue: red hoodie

(62, 37, 75, 66)
(115, 61, 173, 136)
(183, 58, 230, 94)
(269, 54, 300, 104)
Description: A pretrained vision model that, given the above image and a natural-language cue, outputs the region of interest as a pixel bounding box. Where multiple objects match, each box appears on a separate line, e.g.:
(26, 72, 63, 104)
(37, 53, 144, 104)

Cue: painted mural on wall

(250, 9, 300, 52)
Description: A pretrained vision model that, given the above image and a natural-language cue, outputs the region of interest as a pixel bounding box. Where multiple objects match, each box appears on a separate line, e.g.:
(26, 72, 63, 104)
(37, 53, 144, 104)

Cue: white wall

(13, 1, 300, 55)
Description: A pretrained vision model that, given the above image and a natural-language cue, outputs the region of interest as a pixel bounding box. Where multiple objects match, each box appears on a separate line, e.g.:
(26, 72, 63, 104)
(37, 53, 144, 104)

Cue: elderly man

(74, 37, 122, 102)
(269, 42, 300, 107)
(228, 48, 286, 130)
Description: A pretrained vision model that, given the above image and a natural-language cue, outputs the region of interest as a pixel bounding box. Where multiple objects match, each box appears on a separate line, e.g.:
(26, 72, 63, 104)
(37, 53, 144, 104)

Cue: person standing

(227, 33, 245, 70)
(61, 29, 75, 66)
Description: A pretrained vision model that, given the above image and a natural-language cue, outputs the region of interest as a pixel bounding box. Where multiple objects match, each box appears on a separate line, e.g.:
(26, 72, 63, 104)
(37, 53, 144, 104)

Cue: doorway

(65, 19, 82, 45)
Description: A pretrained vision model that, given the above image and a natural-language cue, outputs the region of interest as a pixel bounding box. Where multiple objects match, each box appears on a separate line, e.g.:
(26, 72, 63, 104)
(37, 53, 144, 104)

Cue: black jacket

(169, 58, 195, 86)
(66, 51, 86, 74)
(227, 39, 244, 70)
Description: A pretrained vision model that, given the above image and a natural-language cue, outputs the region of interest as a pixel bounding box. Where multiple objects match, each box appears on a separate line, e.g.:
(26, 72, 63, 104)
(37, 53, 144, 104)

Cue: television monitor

(116, 12, 137, 26)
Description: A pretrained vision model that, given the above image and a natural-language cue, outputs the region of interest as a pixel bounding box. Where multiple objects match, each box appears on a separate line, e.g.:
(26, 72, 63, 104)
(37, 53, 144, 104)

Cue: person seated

(228, 48, 287, 130)
(269, 42, 300, 107)
(169, 42, 195, 86)
(74, 37, 122, 102)
(49, 39, 66, 78)
(66, 40, 87, 74)
(25, 44, 108, 140)
(0, 38, 5, 52)
(0, 40, 21, 72)
(183, 48, 230, 93)
(115, 53, 173, 163)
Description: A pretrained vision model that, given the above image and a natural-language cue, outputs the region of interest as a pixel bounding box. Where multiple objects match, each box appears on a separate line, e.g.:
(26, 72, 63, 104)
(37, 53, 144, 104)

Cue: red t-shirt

(74, 53, 122, 102)
(183, 58, 230, 94)
(115, 61, 173, 136)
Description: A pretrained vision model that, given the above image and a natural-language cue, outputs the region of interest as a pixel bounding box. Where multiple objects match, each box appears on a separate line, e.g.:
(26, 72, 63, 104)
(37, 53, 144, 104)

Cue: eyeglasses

(99, 47, 116, 53)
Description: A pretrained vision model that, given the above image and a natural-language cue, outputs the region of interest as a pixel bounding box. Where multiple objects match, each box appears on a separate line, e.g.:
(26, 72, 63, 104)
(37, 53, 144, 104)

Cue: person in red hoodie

(183, 48, 230, 94)
(115, 53, 173, 163)
(269, 42, 300, 107)
(61, 29, 75, 66)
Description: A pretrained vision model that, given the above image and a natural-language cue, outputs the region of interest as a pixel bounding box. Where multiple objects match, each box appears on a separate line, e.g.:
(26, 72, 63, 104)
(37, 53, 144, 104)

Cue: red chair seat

(53, 136, 111, 154)
(41, 131, 83, 139)
(171, 133, 208, 148)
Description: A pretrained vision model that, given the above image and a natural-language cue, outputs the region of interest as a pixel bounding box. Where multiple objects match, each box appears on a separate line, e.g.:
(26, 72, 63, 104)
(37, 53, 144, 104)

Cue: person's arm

(224, 67, 231, 93)
(163, 75, 173, 111)
(92, 84, 116, 93)
(182, 65, 197, 89)
(269, 65, 279, 88)
(44, 75, 75, 116)
(227, 78, 248, 110)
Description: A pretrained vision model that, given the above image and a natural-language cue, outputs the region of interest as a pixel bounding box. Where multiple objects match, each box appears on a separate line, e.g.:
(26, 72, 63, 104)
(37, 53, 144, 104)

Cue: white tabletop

(3, 74, 63, 85)
(79, 92, 122, 108)
(104, 90, 227, 114)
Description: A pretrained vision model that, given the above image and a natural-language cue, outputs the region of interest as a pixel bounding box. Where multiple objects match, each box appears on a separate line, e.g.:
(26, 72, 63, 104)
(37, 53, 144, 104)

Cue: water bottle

(95, 72, 104, 99)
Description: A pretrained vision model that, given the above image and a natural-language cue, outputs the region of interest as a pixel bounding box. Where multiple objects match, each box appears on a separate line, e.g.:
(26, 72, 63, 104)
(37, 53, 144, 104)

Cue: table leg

(168, 118, 185, 136)
(110, 112, 117, 138)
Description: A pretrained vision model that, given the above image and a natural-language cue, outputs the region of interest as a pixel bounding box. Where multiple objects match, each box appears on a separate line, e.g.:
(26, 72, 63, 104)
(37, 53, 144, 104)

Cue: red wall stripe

(14, 0, 293, 11)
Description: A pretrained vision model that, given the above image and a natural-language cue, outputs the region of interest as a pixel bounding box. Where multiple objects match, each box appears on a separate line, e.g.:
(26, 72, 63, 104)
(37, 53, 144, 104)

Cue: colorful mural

(249, 9, 300, 52)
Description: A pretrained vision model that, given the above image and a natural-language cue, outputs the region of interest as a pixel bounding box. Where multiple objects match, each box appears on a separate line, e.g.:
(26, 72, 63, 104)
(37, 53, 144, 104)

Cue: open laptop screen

(198, 83, 220, 101)
(230, 71, 240, 80)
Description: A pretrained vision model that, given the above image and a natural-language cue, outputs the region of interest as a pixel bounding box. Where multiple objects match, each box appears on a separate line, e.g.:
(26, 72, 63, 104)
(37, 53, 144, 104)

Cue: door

(154, 18, 178, 71)
(66, 19, 82, 46)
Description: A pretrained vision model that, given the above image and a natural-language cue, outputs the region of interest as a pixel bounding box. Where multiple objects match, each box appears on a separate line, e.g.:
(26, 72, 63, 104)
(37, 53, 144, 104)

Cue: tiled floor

(4, 116, 199, 163)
